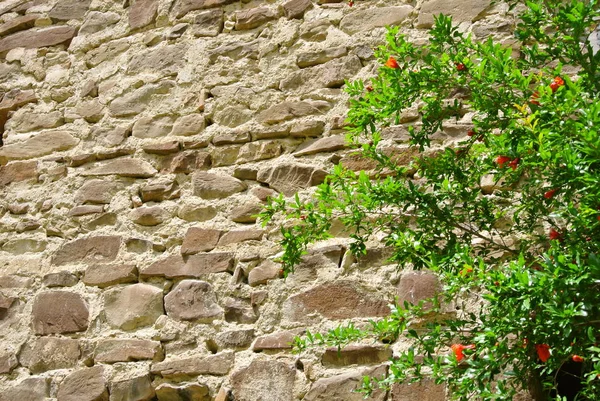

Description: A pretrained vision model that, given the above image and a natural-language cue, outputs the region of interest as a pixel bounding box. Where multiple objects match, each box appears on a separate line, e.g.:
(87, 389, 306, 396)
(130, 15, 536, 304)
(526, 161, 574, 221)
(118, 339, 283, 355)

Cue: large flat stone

(32, 291, 89, 334)
(94, 339, 162, 363)
(235, 7, 277, 30)
(419, 0, 490, 27)
(81, 159, 157, 178)
(109, 375, 154, 401)
(321, 345, 393, 367)
(0, 160, 37, 186)
(164, 280, 223, 321)
(83, 264, 138, 288)
(304, 365, 388, 401)
(19, 337, 80, 373)
(52, 236, 121, 265)
(192, 171, 246, 199)
(140, 252, 234, 279)
(174, 0, 237, 18)
(0, 131, 78, 164)
(0, 14, 39, 37)
(231, 359, 295, 401)
(155, 383, 210, 401)
(129, 0, 158, 30)
(151, 352, 234, 377)
(0, 377, 50, 401)
(49, 0, 91, 20)
(293, 135, 346, 156)
(104, 283, 164, 330)
(57, 366, 108, 401)
(181, 228, 222, 255)
(391, 378, 446, 401)
(256, 163, 326, 196)
(128, 45, 186, 76)
(339, 6, 413, 34)
(0, 26, 77, 54)
(257, 101, 331, 125)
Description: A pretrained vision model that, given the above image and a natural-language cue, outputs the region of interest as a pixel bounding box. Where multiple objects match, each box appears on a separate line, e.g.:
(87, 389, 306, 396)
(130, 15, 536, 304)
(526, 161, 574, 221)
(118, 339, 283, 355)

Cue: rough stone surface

(141, 252, 233, 278)
(304, 365, 388, 401)
(218, 229, 264, 246)
(95, 339, 162, 363)
(257, 163, 327, 195)
(0, 131, 78, 163)
(248, 259, 280, 287)
(258, 101, 331, 124)
(0, 377, 50, 401)
(43, 271, 79, 287)
(164, 280, 223, 321)
(397, 271, 441, 309)
(104, 284, 164, 330)
(293, 135, 346, 156)
(129, 206, 169, 226)
(82, 159, 157, 178)
(155, 383, 210, 401)
(83, 264, 138, 288)
(109, 374, 155, 401)
(32, 291, 89, 334)
(340, 6, 414, 34)
(181, 227, 222, 254)
(19, 337, 80, 373)
(231, 359, 296, 401)
(217, 328, 255, 349)
(151, 352, 234, 377)
(252, 331, 295, 351)
(0, 161, 37, 186)
(57, 366, 108, 401)
(0, 26, 77, 54)
(321, 345, 393, 367)
(0, 353, 17, 374)
(282, 0, 312, 18)
(235, 7, 278, 30)
(193, 171, 246, 199)
(49, 0, 91, 20)
(129, 0, 158, 29)
(52, 236, 121, 265)
(419, 0, 490, 27)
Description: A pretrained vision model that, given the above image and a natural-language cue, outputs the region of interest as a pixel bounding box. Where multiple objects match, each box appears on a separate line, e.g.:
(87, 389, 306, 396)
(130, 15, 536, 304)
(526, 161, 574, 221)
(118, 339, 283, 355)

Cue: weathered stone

(223, 297, 257, 324)
(231, 359, 295, 401)
(49, 0, 91, 20)
(0, 275, 33, 288)
(104, 283, 164, 330)
(340, 153, 379, 172)
(284, 281, 390, 323)
(95, 339, 162, 363)
(0, 294, 15, 319)
(165, 279, 223, 321)
(181, 228, 222, 255)
(0, 26, 76, 55)
(297, 46, 347, 68)
(248, 260, 280, 287)
(0, 14, 39, 37)
(192, 9, 223, 37)
(209, 40, 259, 63)
(75, 180, 119, 204)
(74, 99, 104, 122)
(32, 291, 89, 334)
(258, 101, 331, 124)
(213, 131, 251, 145)
(109, 81, 175, 117)
(304, 365, 388, 401)
(109, 374, 154, 401)
(230, 202, 261, 223)
(281, 55, 362, 92)
(141, 252, 234, 278)
(155, 383, 210, 401)
(161, 150, 211, 173)
(170, 114, 205, 136)
(281, 0, 311, 18)
(133, 115, 176, 138)
(235, 7, 277, 30)
(390, 378, 446, 401)
(82, 159, 157, 178)
(0, 353, 17, 374)
(340, 6, 413, 34)
(10, 111, 63, 132)
(290, 120, 325, 137)
(218, 229, 264, 246)
(0, 160, 37, 186)
(129, 0, 158, 30)
(151, 352, 234, 377)
(193, 171, 246, 199)
(174, 0, 237, 18)
(43, 271, 78, 287)
(0, 131, 78, 164)
(418, 0, 490, 28)
(252, 331, 295, 351)
(80, 11, 120, 35)
(300, 19, 330, 41)
(93, 125, 130, 147)
(83, 264, 138, 288)
(0, 377, 50, 401)
(57, 366, 108, 401)
(142, 141, 180, 155)
(140, 178, 180, 202)
(86, 38, 130, 68)
(237, 140, 283, 164)
(0, 89, 36, 113)
(52, 236, 121, 265)
(256, 163, 327, 196)
(178, 203, 217, 222)
(250, 186, 278, 202)
(69, 205, 104, 216)
(217, 329, 255, 349)
(2, 238, 46, 254)
(397, 270, 441, 309)
(19, 337, 80, 373)
(294, 135, 346, 156)
(322, 345, 393, 367)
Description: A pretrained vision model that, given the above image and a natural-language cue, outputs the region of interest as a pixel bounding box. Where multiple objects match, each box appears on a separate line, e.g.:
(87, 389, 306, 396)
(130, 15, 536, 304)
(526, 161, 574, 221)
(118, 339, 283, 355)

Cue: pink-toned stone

(81, 159, 157, 178)
(257, 101, 331, 125)
(304, 365, 388, 401)
(0, 161, 37, 186)
(142, 140, 180, 155)
(252, 331, 296, 351)
(231, 359, 295, 401)
(397, 271, 441, 309)
(83, 264, 138, 288)
(161, 150, 211, 173)
(248, 260, 280, 287)
(235, 7, 277, 30)
(19, 337, 80, 373)
(181, 228, 222, 255)
(174, 0, 237, 18)
(103, 283, 164, 330)
(151, 352, 234, 377)
(0, 26, 77, 54)
(141, 252, 233, 279)
(293, 135, 346, 156)
(0, 131, 79, 164)
(0, 14, 39, 37)
(69, 205, 104, 216)
(164, 280, 223, 322)
(129, 0, 158, 29)
(57, 366, 108, 401)
(256, 163, 327, 196)
(0, 353, 17, 374)
(193, 171, 246, 199)
(390, 378, 446, 401)
(32, 291, 89, 335)
(282, 0, 312, 18)
(94, 339, 162, 363)
(52, 236, 121, 265)
(218, 229, 264, 246)
(49, 0, 91, 20)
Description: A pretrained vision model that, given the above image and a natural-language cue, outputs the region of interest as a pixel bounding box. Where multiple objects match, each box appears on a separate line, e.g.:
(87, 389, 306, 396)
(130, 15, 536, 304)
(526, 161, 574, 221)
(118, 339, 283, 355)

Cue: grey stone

(32, 291, 89, 334)
(129, 0, 158, 30)
(164, 280, 223, 321)
(193, 171, 246, 199)
(231, 359, 295, 401)
(192, 9, 223, 37)
(43, 271, 78, 287)
(57, 366, 108, 401)
(19, 337, 80, 373)
(217, 329, 255, 349)
(104, 283, 164, 330)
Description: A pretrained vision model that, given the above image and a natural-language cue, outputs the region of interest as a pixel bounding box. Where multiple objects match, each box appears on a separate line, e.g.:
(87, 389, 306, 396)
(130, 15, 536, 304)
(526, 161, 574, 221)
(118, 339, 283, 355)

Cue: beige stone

(192, 9, 224, 37)
(2, 238, 46, 254)
(257, 101, 331, 124)
(0, 14, 39, 37)
(129, 0, 158, 30)
(10, 111, 63, 132)
(391, 378, 446, 401)
(0, 353, 17, 374)
(133, 115, 176, 139)
(81, 159, 157, 178)
(339, 6, 413, 34)
(142, 141, 180, 155)
(170, 114, 205, 136)
(109, 374, 154, 401)
(0, 131, 78, 164)
(209, 40, 259, 63)
(252, 331, 295, 351)
(297, 46, 347, 68)
(256, 163, 327, 196)
(32, 291, 89, 334)
(43, 271, 78, 287)
(223, 297, 257, 323)
(94, 339, 162, 363)
(217, 329, 255, 348)
(83, 264, 138, 288)
(141, 178, 180, 202)
(178, 203, 217, 222)
(193, 171, 246, 199)
(213, 131, 251, 145)
(304, 365, 388, 401)
(57, 366, 108, 401)
(52, 236, 121, 265)
(231, 359, 295, 401)
(155, 383, 210, 401)
(80, 11, 120, 35)
(161, 150, 211, 173)
(75, 180, 119, 204)
(0, 377, 50, 401)
(281, 0, 311, 19)
(164, 279, 223, 321)
(19, 337, 80, 373)
(248, 260, 280, 287)
(49, 0, 91, 20)
(174, 0, 237, 18)
(69, 205, 104, 216)
(237, 140, 283, 163)
(0, 26, 77, 54)
(0, 160, 37, 186)
(235, 7, 277, 30)
(141, 252, 234, 278)
(294, 135, 346, 156)
(104, 283, 164, 330)
(419, 0, 490, 27)
(181, 227, 222, 255)
(230, 202, 261, 223)
(151, 352, 234, 377)
(397, 270, 442, 310)
(321, 344, 393, 367)
(281, 55, 362, 92)
(218, 229, 264, 246)
(108, 81, 175, 117)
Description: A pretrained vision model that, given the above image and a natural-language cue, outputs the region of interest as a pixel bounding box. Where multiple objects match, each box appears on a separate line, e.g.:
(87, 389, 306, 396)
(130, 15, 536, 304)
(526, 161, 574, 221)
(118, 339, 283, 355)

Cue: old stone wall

(0, 0, 516, 399)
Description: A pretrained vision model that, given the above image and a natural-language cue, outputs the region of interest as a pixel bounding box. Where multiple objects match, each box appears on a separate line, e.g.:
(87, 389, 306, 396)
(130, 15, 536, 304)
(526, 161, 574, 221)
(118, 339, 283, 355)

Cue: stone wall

(0, 0, 516, 399)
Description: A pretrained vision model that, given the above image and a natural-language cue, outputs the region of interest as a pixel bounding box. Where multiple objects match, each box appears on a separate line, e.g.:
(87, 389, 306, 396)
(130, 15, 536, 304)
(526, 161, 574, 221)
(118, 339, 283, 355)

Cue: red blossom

(385, 56, 400, 69)
(365, 85, 373, 92)
(496, 156, 511, 168)
(508, 158, 520, 170)
(535, 344, 551, 362)
(530, 91, 540, 105)
(572, 355, 584, 363)
(451, 344, 476, 362)
(549, 228, 561, 241)
(544, 189, 558, 199)
(456, 63, 467, 71)
(467, 130, 475, 137)
(347, 0, 354, 6)
(550, 76, 565, 93)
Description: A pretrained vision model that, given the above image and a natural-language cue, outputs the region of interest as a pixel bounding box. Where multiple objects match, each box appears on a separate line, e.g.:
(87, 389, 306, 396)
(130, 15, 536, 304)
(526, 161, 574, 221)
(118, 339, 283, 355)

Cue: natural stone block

(290, 120, 325, 137)
(75, 180, 119, 204)
(0, 353, 17, 374)
(141, 178, 180, 202)
(297, 46, 347, 68)
(10, 110, 63, 132)
(0, 377, 50, 401)
(94, 339, 162, 363)
(52, 236, 121, 265)
(57, 366, 108, 401)
(0, 131, 78, 164)
(281, 55, 362, 92)
(83, 264, 138, 288)
(0, 275, 33, 288)
(300, 19, 330, 41)
(0, 160, 37, 186)
(248, 260, 280, 287)
(69, 205, 104, 216)
(32, 291, 89, 334)
(235, 7, 277, 30)
(178, 203, 217, 222)
(217, 329, 255, 349)
(322, 345, 393, 367)
(0, 26, 77, 54)
(104, 283, 164, 330)
(49, 0, 91, 20)
(419, 0, 490, 26)
(390, 378, 446, 401)
(43, 271, 78, 287)
(181, 228, 222, 255)
(282, 0, 312, 19)
(80, 11, 120, 35)
(213, 131, 251, 145)
(151, 352, 234, 377)
(108, 81, 175, 117)
(250, 186, 278, 202)
(339, 6, 413, 34)
(237, 140, 283, 164)
(174, 0, 237, 18)
(397, 270, 442, 310)
(223, 297, 257, 324)
(284, 281, 390, 323)
(161, 150, 211, 173)
(73, 99, 104, 122)
(218, 229, 264, 246)
(252, 331, 295, 351)
(141, 252, 234, 278)
(304, 365, 388, 401)
(258, 101, 331, 125)
(256, 163, 327, 196)
(0, 89, 37, 114)
(142, 141, 180, 155)
(2, 238, 46, 254)
(129, 0, 158, 30)
(192, 171, 246, 199)
(155, 383, 210, 401)
(19, 337, 80, 373)
(209, 40, 259, 63)
(109, 374, 154, 401)
(133, 115, 176, 139)
(192, 9, 223, 37)
(128, 45, 186, 76)
(294, 135, 346, 156)
(81, 159, 157, 178)
(170, 114, 205, 136)
(0, 14, 39, 37)
(231, 359, 295, 401)
(230, 202, 262, 223)
(164, 280, 223, 321)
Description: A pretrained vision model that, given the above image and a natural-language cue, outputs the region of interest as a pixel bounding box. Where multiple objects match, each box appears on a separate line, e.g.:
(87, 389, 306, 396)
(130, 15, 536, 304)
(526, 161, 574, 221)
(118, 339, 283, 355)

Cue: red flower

(508, 158, 520, 170)
(385, 56, 399, 69)
(496, 156, 511, 168)
(572, 355, 584, 363)
(550, 76, 565, 93)
(467, 130, 475, 137)
(530, 91, 540, 105)
(456, 63, 466, 71)
(365, 85, 373, 92)
(535, 344, 551, 362)
(451, 344, 476, 362)
(347, 0, 354, 6)
(549, 228, 561, 241)
(544, 189, 558, 199)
